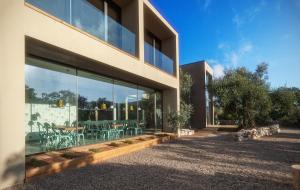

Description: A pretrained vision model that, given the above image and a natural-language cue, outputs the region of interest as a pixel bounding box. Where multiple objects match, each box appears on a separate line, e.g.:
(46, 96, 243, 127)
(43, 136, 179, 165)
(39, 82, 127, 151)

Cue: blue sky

(150, 0, 300, 88)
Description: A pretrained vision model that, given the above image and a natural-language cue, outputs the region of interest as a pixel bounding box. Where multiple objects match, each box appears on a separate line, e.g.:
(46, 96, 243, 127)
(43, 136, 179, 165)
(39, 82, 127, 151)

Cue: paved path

(25, 129, 300, 190)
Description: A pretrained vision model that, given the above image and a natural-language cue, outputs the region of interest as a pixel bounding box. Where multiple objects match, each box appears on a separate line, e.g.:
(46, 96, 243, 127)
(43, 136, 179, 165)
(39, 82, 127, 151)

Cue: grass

(155, 133, 169, 137)
(89, 148, 103, 153)
(61, 152, 83, 159)
(26, 158, 48, 168)
(108, 142, 121, 147)
(123, 140, 134, 144)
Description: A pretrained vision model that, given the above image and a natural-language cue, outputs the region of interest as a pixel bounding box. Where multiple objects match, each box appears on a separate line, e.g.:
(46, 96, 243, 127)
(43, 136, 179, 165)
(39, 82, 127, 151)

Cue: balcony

(144, 3, 176, 76)
(144, 42, 174, 75)
(26, 0, 136, 56)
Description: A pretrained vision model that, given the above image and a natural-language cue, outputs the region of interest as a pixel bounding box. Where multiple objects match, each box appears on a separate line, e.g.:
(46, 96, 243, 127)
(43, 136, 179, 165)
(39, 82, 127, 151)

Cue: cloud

(240, 43, 253, 54)
(222, 42, 253, 66)
(203, 0, 212, 10)
(213, 64, 225, 78)
(206, 59, 225, 78)
(232, 0, 266, 28)
(232, 14, 243, 28)
(218, 42, 228, 49)
(225, 52, 239, 66)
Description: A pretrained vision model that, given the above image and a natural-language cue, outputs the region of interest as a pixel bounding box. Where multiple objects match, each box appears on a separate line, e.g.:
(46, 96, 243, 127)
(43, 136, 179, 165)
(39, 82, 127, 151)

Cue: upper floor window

(26, 0, 135, 56)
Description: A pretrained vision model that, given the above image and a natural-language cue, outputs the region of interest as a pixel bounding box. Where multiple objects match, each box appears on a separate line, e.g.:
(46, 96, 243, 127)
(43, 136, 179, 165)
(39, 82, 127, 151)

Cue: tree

(180, 69, 193, 128)
(168, 69, 193, 130)
(270, 87, 300, 126)
(211, 63, 271, 128)
(180, 69, 193, 103)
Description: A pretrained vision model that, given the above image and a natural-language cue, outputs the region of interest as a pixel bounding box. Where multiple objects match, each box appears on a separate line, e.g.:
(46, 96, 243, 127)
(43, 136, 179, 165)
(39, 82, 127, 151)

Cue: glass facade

(144, 42, 174, 75)
(25, 57, 163, 155)
(205, 72, 213, 125)
(26, 0, 136, 56)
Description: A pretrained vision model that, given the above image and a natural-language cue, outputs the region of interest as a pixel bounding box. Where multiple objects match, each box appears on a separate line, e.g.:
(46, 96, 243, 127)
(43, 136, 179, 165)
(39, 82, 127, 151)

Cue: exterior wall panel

(0, 0, 179, 188)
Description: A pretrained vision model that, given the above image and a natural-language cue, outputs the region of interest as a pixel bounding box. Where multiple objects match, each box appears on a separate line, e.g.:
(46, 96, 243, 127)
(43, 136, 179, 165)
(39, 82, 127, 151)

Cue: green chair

(95, 121, 106, 140)
(116, 120, 125, 138)
(85, 120, 97, 139)
(75, 121, 86, 145)
(50, 123, 73, 149)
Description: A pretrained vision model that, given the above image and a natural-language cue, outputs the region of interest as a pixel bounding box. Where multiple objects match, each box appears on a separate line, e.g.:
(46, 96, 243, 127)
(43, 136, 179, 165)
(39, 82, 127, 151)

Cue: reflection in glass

(26, 0, 136, 56)
(144, 42, 174, 75)
(138, 87, 155, 130)
(114, 82, 138, 121)
(25, 57, 163, 155)
(205, 72, 213, 125)
(156, 92, 163, 131)
(72, 0, 105, 39)
(78, 71, 113, 122)
(25, 57, 77, 155)
(26, 0, 70, 23)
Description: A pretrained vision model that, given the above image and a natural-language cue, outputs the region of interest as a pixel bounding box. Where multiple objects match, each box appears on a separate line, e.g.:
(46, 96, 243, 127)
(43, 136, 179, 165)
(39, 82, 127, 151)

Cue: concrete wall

(0, 1, 25, 189)
(0, 0, 179, 188)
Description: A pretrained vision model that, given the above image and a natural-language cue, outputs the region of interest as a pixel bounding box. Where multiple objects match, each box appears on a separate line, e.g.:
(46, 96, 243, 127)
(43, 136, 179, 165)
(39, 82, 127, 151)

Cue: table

(54, 126, 84, 132)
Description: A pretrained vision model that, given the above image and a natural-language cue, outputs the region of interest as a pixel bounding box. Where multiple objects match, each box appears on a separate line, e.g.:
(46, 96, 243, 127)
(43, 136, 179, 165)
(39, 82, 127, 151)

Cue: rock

(180, 129, 195, 136)
(234, 125, 280, 141)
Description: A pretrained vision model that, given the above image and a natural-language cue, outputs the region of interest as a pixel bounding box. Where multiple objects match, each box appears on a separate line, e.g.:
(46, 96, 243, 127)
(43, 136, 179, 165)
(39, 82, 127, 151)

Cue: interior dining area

(25, 56, 163, 155)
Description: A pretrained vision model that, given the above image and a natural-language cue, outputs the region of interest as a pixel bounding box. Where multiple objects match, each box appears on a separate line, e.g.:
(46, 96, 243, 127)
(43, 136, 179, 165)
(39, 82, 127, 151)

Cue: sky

(150, 0, 300, 88)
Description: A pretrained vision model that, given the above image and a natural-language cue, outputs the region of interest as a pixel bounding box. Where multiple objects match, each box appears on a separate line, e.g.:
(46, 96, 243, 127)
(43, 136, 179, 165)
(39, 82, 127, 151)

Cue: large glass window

(138, 87, 155, 130)
(156, 92, 163, 131)
(25, 57, 163, 155)
(205, 72, 213, 125)
(26, 0, 136, 56)
(26, 0, 70, 23)
(114, 81, 138, 121)
(77, 71, 114, 122)
(25, 58, 77, 155)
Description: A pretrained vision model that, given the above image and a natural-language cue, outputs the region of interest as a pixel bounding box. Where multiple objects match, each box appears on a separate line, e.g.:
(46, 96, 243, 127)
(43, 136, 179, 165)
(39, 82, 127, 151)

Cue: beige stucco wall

(0, 1, 26, 189)
(0, 0, 179, 189)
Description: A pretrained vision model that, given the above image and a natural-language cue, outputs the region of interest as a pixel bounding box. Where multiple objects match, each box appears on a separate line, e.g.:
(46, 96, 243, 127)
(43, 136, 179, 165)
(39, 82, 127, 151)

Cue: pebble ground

(24, 129, 300, 190)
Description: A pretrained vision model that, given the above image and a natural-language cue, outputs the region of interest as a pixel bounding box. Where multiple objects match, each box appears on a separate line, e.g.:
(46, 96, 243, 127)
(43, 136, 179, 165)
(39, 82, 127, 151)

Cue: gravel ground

(24, 129, 300, 190)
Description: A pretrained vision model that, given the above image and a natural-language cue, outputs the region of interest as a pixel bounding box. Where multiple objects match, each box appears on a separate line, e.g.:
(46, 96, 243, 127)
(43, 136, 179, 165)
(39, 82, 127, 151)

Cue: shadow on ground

(24, 129, 300, 190)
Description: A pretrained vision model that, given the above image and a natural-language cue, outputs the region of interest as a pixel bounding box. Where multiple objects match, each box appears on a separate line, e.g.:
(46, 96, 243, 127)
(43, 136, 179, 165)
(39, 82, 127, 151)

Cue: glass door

(138, 87, 155, 132)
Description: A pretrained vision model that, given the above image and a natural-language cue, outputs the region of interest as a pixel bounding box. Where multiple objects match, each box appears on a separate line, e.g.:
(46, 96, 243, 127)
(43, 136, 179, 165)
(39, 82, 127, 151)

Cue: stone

(234, 125, 280, 141)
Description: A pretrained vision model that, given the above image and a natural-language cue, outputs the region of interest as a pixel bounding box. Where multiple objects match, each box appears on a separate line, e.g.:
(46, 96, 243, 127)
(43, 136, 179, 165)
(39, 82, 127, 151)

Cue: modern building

(181, 61, 214, 129)
(0, 0, 179, 188)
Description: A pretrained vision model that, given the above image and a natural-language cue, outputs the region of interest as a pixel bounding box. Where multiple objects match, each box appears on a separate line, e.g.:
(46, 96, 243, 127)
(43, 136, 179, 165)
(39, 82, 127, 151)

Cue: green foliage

(270, 87, 300, 126)
(170, 69, 194, 129)
(167, 102, 194, 130)
(61, 152, 82, 159)
(211, 63, 271, 128)
(180, 101, 193, 128)
(180, 69, 193, 103)
(89, 148, 103, 153)
(123, 140, 133, 144)
(167, 111, 181, 130)
(109, 142, 121, 147)
(31, 112, 41, 121)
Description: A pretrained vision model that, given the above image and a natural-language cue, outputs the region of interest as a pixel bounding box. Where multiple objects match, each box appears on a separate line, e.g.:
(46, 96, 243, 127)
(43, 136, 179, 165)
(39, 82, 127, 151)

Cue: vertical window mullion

(69, 0, 72, 24)
(104, 1, 108, 42)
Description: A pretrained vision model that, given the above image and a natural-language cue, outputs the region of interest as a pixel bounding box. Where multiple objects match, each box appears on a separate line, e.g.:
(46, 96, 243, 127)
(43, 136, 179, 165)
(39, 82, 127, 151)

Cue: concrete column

(137, 0, 144, 61)
(0, 0, 25, 189)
